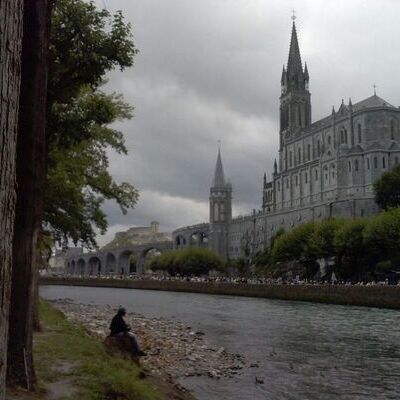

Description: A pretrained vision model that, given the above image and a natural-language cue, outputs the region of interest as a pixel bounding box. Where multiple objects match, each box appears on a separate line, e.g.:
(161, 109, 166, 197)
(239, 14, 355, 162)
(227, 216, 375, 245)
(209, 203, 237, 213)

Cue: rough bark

(0, 1, 23, 398)
(7, 0, 51, 389)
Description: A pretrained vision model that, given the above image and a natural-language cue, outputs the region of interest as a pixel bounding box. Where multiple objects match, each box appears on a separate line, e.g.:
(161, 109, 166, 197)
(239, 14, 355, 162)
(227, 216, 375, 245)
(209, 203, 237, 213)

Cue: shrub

(270, 221, 316, 264)
(333, 219, 368, 279)
(149, 247, 223, 276)
(374, 165, 400, 210)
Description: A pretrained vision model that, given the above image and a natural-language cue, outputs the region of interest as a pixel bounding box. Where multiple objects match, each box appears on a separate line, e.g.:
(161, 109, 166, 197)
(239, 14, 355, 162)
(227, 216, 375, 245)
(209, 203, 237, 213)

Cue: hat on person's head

(117, 306, 126, 315)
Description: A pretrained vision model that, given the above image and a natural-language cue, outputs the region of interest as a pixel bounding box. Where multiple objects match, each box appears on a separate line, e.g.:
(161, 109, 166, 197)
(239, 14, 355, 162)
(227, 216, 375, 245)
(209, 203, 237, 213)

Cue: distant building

(173, 20, 400, 260)
(64, 222, 173, 275)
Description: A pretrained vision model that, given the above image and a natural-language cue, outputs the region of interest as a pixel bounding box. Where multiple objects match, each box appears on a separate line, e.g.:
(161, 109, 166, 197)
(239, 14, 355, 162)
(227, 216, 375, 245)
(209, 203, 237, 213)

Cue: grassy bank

(7, 300, 194, 400)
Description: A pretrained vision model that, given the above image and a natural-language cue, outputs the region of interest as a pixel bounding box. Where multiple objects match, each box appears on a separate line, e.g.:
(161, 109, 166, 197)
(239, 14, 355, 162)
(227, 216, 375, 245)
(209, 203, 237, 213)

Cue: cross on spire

(291, 9, 296, 21)
(373, 83, 377, 96)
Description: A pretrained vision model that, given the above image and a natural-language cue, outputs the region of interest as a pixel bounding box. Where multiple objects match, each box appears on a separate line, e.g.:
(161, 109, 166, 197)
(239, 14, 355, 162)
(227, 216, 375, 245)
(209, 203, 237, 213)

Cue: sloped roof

(212, 148, 225, 187)
(308, 95, 397, 132)
(353, 95, 396, 111)
(287, 22, 303, 78)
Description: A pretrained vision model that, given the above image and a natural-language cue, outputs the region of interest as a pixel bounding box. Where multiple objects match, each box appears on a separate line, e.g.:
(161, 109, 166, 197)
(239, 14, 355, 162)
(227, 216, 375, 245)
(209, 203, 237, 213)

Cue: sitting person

(109, 307, 146, 356)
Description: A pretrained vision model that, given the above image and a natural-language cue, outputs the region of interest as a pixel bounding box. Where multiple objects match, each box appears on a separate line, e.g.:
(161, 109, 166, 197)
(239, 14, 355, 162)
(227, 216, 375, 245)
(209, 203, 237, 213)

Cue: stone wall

(40, 277, 400, 310)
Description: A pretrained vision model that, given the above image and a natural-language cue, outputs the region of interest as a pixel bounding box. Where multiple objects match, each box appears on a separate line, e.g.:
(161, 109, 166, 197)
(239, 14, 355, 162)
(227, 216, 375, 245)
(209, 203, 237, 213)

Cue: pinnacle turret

(304, 62, 309, 82)
(281, 65, 286, 86)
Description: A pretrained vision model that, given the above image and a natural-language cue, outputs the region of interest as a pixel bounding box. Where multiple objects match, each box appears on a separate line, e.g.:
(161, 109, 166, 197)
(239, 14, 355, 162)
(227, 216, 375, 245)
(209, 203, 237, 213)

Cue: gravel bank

(50, 299, 246, 382)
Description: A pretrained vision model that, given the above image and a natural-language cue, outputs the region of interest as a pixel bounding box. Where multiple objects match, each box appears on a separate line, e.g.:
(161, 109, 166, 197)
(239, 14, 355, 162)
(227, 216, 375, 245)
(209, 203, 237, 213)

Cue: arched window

(344, 129, 348, 144)
(289, 151, 293, 167)
(305, 172, 308, 184)
(298, 104, 302, 126)
(328, 136, 331, 145)
(374, 157, 378, 169)
(355, 159, 359, 171)
(317, 140, 321, 156)
(277, 181, 280, 191)
(391, 120, 395, 140)
(295, 175, 298, 186)
(315, 169, 318, 180)
(367, 158, 370, 170)
(220, 203, 225, 221)
(298, 148, 301, 164)
(358, 124, 362, 143)
(307, 144, 311, 160)
(382, 157, 386, 169)
(348, 161, 352, 172)
(214, 203, 219, 222)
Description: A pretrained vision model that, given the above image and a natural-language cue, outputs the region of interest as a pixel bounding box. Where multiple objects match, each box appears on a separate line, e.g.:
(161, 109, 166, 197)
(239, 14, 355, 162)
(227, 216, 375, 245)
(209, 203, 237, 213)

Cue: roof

(212, 148, 226, 187)
(309, 94, 397, 131)
(287, 22, 303, 78)
(353, 94, 396, 111)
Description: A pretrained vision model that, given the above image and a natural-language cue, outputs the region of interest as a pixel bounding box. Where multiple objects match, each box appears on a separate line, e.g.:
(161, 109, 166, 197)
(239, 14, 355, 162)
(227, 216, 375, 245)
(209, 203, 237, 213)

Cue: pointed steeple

(273, 159, 278, 174)
(263, 172, 267, 189)
(212, 148, 225, 187)
(287, 21, 304, 82)
(304, 62, 309, 81)
(332, 105, 336, 114)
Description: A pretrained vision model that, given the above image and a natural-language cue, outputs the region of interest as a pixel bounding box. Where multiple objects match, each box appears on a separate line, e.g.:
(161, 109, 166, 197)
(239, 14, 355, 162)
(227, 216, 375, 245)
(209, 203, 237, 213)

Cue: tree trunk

(7, 0, 51, 389)
(0, 1, 24, 399)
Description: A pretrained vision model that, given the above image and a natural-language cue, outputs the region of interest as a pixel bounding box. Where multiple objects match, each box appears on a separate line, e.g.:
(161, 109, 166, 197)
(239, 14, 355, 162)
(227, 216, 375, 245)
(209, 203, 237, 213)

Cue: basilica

(173, 21, 400, 260)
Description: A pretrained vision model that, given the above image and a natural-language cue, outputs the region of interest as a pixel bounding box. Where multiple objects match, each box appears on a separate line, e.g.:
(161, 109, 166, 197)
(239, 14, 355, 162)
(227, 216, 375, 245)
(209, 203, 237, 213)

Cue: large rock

(104, 335, 140, 365)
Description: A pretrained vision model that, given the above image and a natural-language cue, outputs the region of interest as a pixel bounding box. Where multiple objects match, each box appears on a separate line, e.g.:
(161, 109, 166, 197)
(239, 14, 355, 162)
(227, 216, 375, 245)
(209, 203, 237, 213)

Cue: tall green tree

(7, 0, 52, 388)
(45, 0, 139, 248)
(0, 1, 23, 396)
(333, 219, 367, 279)
(271, 222, 316, 264)
(374, 165, 400, 210)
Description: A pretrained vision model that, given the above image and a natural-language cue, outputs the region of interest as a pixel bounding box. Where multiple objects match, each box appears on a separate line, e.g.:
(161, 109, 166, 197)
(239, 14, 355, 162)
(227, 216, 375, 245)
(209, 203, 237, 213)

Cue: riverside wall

(40, 277, 400, 310)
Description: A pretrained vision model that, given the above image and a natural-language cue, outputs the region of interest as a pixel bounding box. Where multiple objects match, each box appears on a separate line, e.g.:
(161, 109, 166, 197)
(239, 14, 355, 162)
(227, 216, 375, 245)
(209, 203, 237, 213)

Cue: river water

(40, 285, 400, 400)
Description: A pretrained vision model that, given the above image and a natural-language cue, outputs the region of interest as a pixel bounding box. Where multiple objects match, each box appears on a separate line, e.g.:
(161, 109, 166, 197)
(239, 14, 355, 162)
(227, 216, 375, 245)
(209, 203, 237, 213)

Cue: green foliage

(267, 210, 400, 280)
(364, 208, 400, 266)
(270, 228, 285, 249)
(149, 248, 223, 276)
(35, 300, 161, 399)
(374, 165, 400, 210)
(309, 218, 343, 259)
(333, 219, 368, 279)
(271, 222, 316, 264)
(45, 0, 139, 248)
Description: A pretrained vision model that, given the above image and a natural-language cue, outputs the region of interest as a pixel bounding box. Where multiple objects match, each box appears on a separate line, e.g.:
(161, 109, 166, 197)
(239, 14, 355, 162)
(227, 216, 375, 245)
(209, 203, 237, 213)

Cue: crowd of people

(48, 270, 400, 286)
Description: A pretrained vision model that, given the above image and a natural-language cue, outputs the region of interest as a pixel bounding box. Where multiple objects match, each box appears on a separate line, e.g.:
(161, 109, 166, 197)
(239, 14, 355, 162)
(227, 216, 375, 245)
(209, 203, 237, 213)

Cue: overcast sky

(93, 0, 400, 246)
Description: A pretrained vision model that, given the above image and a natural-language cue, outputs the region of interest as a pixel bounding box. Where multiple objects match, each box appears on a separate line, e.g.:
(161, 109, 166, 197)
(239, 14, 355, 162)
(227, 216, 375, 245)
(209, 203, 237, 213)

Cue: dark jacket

(109, 314, 129, 335)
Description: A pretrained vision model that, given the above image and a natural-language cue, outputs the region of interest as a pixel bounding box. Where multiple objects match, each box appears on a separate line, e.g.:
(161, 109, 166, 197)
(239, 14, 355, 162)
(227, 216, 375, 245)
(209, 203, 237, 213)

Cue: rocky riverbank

(50, 299, 246, 382)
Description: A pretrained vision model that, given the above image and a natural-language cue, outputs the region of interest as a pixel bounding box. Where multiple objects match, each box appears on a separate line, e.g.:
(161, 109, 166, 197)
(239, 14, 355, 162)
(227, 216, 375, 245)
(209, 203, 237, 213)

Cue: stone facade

(65, 223, 173, 275)
(173, 21, 400, 261)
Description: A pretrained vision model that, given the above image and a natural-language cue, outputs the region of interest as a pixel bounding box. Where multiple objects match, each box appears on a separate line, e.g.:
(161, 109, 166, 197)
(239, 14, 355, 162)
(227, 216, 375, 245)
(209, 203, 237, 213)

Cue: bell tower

(279, 18, 311, 152)
(209, 147, 232, 259)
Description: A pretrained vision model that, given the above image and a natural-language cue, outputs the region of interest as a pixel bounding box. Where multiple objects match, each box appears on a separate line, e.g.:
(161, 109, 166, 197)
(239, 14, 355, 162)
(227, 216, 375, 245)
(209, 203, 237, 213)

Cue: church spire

(287, 21, 304, 84)
(212, 147, 225, 187)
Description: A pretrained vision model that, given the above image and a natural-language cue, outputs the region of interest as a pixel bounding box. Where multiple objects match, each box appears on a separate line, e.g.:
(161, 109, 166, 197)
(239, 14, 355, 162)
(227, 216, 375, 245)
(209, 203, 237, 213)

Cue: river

(40, 285, 400, 400)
